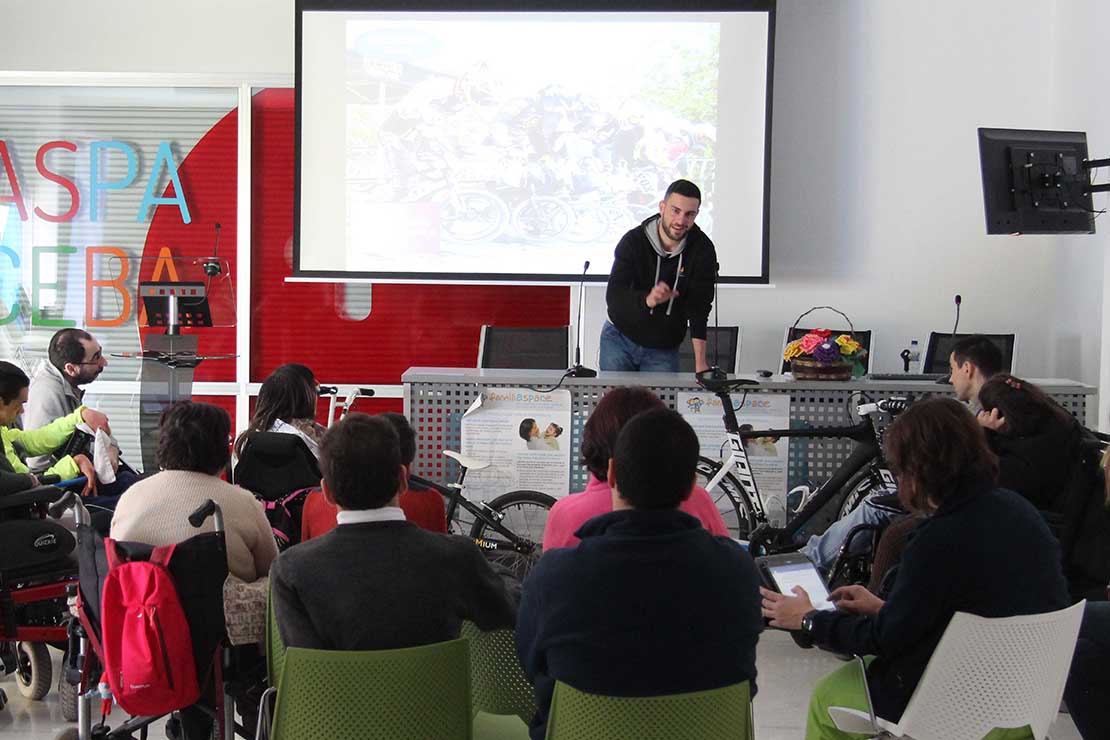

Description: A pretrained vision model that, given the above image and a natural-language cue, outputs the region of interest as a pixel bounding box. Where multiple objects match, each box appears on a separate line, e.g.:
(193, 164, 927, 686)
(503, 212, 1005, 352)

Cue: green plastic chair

(544, 680, 754, 740)
(461, 620, 537, 722)
(270, 639, 472, 740)
(265, 588, 286, 690)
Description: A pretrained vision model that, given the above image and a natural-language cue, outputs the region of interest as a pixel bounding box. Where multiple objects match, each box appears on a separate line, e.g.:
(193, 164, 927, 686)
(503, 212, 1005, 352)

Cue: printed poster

(677, 391, 790, 499)
(460, 387, 572, 501)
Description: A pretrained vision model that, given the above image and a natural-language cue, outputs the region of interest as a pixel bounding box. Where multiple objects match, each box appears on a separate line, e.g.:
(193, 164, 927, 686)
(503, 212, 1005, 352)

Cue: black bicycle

(693, 375, 911, 556)
(409, 449, 555, 578)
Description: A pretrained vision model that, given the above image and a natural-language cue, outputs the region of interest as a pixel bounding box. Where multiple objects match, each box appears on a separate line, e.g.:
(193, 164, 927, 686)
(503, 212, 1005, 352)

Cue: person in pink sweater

(543, 386, 729, 550)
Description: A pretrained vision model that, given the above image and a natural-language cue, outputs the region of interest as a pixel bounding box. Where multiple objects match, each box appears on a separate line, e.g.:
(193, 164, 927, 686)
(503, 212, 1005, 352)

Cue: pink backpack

(100, 539, 200, 716)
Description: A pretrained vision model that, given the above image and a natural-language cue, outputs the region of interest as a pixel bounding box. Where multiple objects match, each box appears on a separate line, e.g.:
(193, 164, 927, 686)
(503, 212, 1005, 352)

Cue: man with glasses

(25, 328, 116, 479)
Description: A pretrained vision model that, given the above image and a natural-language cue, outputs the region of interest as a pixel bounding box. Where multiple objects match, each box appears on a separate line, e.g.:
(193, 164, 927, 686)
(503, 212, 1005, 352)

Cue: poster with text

(460, 387, 572, 501)
(678, 391, 790, 498)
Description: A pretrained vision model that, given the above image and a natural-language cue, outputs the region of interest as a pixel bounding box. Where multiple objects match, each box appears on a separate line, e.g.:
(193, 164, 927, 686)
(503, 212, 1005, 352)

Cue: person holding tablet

(760, 397, 1068, 739)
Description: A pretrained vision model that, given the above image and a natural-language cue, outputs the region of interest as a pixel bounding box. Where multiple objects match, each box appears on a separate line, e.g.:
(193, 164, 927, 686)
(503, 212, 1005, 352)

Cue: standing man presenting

(601, 179, 717, 373)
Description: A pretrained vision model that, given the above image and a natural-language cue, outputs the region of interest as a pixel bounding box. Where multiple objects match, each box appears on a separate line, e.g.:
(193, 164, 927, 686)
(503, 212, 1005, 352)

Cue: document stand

(115, 281, 236, 472)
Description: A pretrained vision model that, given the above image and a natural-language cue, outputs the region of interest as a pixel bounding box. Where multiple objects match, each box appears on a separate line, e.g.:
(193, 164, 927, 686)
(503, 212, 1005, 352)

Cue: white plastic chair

(827, 601, 1086, 740)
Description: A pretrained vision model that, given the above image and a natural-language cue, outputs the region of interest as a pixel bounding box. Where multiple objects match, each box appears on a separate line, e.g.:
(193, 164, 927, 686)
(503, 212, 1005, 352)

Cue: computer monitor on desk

(923, 333, 1017, 374)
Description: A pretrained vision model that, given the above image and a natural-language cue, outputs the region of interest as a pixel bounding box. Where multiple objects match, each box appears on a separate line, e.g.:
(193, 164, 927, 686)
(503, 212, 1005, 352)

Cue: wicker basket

(790, 356, 853, 381)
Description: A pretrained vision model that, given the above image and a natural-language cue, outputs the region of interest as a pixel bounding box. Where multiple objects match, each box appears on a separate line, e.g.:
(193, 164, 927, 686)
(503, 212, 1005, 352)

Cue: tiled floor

(0, 631, 1084, 739)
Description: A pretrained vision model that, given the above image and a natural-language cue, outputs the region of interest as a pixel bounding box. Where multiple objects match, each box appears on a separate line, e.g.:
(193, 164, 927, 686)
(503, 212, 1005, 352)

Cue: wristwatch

(800, 609, 819, 636)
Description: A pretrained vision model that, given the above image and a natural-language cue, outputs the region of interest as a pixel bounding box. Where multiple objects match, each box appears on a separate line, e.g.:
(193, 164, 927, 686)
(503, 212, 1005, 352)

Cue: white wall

(6, 0, 1110, 419)
(585, 0, 1109, 401)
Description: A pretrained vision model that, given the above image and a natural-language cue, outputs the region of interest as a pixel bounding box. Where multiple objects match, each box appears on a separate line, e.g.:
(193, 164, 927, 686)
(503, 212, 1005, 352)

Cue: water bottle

(907, 339, 921, 373)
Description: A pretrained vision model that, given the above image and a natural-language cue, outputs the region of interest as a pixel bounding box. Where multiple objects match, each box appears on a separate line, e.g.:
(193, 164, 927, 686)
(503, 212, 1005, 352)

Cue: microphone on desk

(567, 260, 597, 378)
(952, 294, 962, 335)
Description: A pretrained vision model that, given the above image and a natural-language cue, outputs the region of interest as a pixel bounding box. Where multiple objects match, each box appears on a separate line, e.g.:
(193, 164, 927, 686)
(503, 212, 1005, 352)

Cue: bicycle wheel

(442, 189, 510, 242)
(695, 456, 757, 541)
(512, 197, 574, 241)
(470, 490, 555, 579)
(836, 467, 888, 520)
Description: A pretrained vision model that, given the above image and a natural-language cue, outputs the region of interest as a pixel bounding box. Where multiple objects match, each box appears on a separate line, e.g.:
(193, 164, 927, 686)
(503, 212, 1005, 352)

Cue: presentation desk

(403, 367, 1095, 497)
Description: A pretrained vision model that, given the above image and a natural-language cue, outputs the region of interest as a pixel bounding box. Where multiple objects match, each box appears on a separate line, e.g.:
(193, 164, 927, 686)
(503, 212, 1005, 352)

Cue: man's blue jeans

(800, 495, 898, 572)
(598, 321, 680, 372)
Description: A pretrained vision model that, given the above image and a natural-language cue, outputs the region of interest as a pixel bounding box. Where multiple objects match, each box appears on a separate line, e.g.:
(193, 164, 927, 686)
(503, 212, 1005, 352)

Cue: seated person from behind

(234, 363, 326, 461)
(761, 397, 1069, 740)
(271, 413, 517, 651)
(799, 334, 1004, 571)
(543, 385, 729, 550)
(111, 401, 277, 585)
(0, 360, 108, 497)
(516, 408, 763, 740)
(301, 412, 447, 539)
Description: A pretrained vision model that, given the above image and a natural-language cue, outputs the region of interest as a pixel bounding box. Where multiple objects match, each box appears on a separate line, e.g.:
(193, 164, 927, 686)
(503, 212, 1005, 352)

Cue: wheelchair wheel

(58, 670, 78, 721)
(15, 641, 52, 700)
(695, 456, 757, 541)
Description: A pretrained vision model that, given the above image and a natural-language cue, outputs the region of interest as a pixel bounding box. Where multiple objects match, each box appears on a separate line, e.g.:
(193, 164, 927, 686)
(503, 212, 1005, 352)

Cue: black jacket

(810, 485, 1069, 722)
(988, 413, 1083, 512)
(515, 509, 762, 740)
(605, 215, 717, 349)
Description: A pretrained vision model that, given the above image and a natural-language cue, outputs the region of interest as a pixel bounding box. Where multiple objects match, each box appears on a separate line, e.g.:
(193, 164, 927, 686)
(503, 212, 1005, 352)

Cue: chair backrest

(897, 602, 1085, 740)
(678, 326, 741, 373)
(478, 325, 570, 370)
(272, 640, 472, 740)
(780, 326, 873, 374)
(545, 680, 752, 740)
(232, 432, 321, 501)
(922, 332, 1017, 375)
(461, 620, 536, 722)
(266, 587, 286, 692)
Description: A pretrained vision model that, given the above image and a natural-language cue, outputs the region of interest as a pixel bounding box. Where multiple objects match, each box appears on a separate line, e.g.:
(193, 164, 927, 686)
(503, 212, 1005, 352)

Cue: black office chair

(678, 326, 740, 373)
(780, 327, 873, 374)
(232, 432, 321, 502)
(477, 325, 570, 370)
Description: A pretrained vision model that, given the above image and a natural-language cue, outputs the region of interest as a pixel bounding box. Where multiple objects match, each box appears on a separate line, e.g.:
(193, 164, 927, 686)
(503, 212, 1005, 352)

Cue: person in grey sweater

(270, 413, 518, 651)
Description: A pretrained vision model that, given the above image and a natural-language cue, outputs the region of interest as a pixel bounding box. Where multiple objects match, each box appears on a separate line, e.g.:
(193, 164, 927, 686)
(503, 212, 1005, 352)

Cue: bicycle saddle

(443, 450, 491, 471)
(695, 371, 759, 393)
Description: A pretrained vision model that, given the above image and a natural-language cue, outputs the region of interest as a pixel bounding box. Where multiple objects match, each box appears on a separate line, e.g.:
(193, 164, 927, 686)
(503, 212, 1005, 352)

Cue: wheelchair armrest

(0, 484, 66, 510)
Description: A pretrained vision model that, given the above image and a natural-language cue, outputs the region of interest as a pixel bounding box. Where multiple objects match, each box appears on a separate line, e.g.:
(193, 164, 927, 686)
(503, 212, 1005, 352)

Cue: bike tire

(511, 197, 574, 241)
(442, 190, 510, 242)
(470, 490, 555, 579)
(695, 456, 758, 541)
(836, 467, 886, 520)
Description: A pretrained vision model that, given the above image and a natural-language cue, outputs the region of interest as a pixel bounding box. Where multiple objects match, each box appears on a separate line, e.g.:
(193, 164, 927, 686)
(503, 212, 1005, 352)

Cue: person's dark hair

(580, 386, 665, 480)
(883, 397, 998, 513)
(664, 179, 701, 203)
(613, 408, 698, 510)
(519, 418, 536, 442)
(156, 401, 231, 475)
(977, 374, 1074, 438)
(380, 412, 416, 467)
(48, 328, 93, 371)
(234, 363, 318, 455)
(0, 361, 29, 404)
(319, 413, 401, 510)
(950, 335, 1003, 378)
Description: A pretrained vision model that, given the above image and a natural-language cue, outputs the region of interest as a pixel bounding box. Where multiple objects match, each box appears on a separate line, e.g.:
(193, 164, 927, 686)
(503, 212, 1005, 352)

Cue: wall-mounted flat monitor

(978, 127, 1096, 235)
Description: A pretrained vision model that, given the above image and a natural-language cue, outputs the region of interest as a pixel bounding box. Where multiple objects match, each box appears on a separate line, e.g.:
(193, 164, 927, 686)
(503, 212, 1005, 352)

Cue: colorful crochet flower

(783, 339, 804, 361)
(799, 333, 824, 354)
(813, 340, 841, 364)
(836, 334, 862, 356)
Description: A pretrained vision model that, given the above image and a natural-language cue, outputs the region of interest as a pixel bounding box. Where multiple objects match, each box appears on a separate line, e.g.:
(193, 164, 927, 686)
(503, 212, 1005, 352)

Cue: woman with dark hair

(520, 418, 545, 450)
(976, 373, 1083, 510)
(234, 363, 325, 460)
(761, 397, 1068, 739)
(543, 386, 729, 549)
(112, 401, 278, 583)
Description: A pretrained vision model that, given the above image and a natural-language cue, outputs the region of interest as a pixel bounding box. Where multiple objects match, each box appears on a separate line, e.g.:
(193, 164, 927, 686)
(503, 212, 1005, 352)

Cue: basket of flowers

(783, 306, 867, 381)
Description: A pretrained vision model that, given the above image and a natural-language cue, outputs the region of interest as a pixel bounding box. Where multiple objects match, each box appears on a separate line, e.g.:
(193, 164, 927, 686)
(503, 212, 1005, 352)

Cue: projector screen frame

(294, 0, 776, 284)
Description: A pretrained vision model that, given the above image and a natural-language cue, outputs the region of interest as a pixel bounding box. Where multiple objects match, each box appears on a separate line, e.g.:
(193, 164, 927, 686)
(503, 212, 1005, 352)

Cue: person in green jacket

(0, 361, 108, 497)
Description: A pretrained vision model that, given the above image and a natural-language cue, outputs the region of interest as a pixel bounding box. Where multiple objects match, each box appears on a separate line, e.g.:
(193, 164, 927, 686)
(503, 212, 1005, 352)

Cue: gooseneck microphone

(203, 222, 222, 278)
(567, 260, 597, 378)
(701, 261, 727, 380)
(952, 294, 962, 335)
